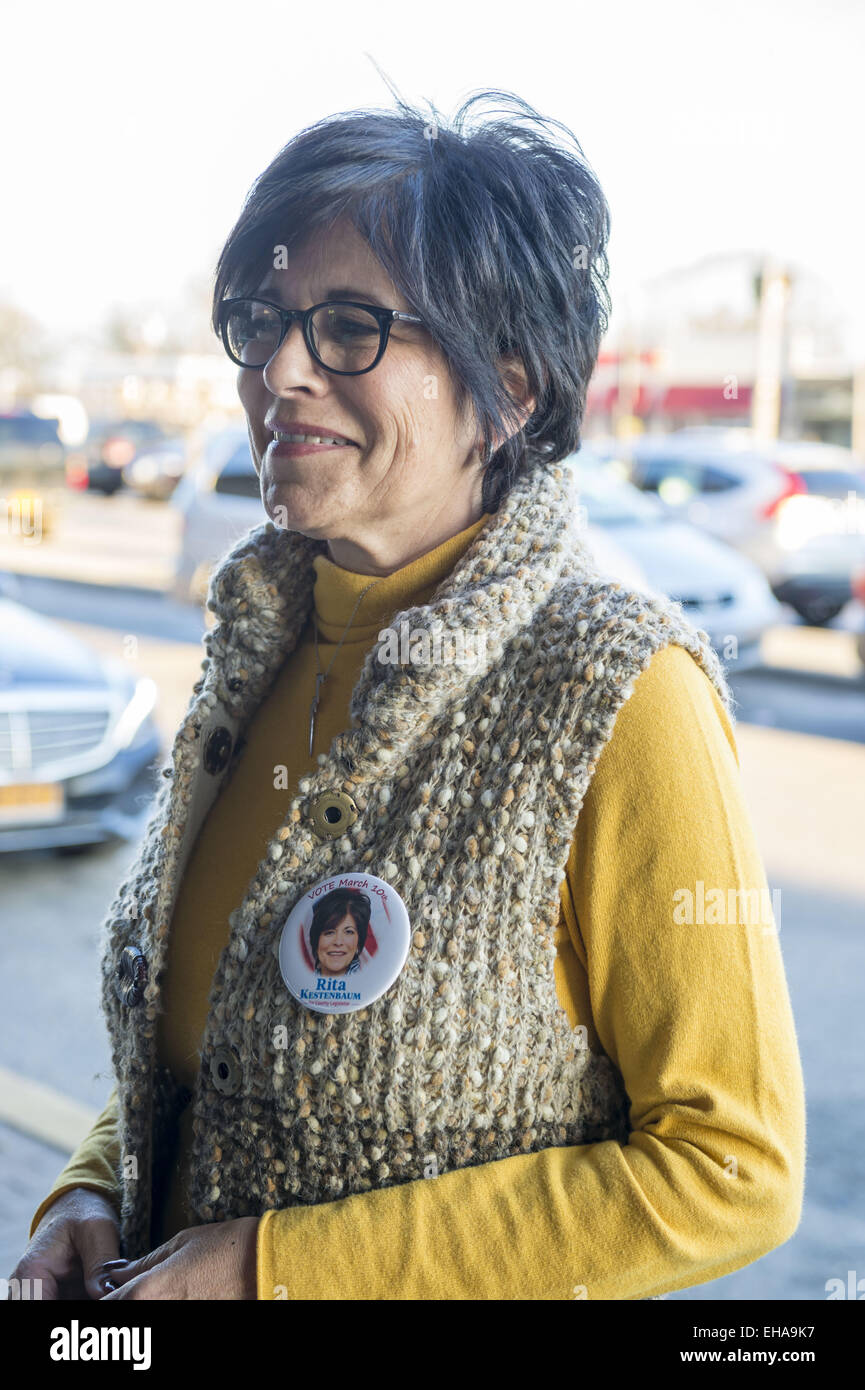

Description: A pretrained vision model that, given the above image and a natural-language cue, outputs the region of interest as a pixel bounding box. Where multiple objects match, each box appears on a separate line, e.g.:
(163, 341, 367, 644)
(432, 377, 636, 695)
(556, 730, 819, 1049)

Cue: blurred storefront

(587, 250, 862, 449)
(1, 348, 242, 439)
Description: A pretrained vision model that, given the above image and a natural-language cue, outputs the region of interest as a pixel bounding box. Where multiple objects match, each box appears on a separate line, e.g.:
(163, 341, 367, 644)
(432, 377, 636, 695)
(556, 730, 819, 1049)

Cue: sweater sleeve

(252, 641, 802, 1298)
(28, 1088, 122, 1238)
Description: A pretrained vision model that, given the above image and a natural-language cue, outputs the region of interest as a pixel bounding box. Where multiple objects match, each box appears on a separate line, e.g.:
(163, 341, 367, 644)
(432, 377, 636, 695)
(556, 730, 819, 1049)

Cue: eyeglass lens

(223, 301, 382, 371)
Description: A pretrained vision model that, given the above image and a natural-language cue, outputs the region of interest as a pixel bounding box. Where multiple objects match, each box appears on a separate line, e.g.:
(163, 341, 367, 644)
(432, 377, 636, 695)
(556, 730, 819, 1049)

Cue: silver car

(568, 450, 782, 671)
(171, 426, 262, 604)
(596, 429, 865, 625)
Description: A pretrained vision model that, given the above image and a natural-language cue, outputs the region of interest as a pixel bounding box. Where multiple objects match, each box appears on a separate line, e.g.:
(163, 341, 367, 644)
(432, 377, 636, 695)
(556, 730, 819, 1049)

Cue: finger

(9, 1252, 69, 1302)
(100, 1239, 174, 1294)
(99, 1277, 132, 1300)
(99, 1261, 139, 1292)
(7, 1264, 59, 1301)
(75, 1217, 128, 1301)
(100, 1270, 158, 1301)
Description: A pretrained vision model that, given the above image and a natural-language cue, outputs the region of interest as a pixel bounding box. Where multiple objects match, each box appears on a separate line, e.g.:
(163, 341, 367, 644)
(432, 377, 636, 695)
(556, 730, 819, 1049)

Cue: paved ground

(0, 1123, 74, 1275)
(0, 491, 181, 590)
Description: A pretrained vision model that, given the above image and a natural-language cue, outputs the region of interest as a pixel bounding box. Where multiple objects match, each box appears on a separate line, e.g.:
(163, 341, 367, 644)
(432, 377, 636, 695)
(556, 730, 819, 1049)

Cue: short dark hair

(211, 88, 611, 512)
(310, 889, 371, 967)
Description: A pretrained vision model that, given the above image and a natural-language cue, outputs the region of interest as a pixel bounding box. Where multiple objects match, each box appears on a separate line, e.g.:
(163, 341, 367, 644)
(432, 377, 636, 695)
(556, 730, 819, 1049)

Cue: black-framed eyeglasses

(217, 296, 425, 375)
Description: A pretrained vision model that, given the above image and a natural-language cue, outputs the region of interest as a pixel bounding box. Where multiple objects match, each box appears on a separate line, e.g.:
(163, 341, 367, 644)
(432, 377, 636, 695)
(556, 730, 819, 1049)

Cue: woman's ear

(481, 356, 536, 458)
(499, 355, 537, 423)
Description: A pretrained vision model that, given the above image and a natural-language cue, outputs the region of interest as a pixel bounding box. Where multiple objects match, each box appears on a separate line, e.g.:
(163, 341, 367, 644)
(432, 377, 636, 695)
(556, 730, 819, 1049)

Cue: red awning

(586, 382, 752, 415)
(662, 385, 753, 413)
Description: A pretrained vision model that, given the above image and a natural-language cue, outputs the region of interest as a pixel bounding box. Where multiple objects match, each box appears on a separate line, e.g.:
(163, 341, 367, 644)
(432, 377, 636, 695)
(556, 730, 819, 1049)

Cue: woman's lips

(267, 439, 357, 457)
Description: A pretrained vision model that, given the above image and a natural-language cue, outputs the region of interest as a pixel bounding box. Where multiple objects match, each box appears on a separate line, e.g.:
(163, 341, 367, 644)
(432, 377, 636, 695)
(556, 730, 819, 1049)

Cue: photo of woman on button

(309, 890, 370, 977)
(13, 87, 804, 1301)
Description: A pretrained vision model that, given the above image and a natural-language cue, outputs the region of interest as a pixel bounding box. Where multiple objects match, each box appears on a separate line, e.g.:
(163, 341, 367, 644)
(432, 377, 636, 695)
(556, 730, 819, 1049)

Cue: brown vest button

(210, 1045, 242, 1096)
(203, 726, 233, 774)
(309, 789, 358, 839)
(116, 945, 147, 1007)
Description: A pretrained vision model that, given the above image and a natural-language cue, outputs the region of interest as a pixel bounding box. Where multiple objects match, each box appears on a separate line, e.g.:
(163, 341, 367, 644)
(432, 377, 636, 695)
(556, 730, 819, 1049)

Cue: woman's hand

(9, 1187, 126, 1300)
(100, 1217, 259, 1300)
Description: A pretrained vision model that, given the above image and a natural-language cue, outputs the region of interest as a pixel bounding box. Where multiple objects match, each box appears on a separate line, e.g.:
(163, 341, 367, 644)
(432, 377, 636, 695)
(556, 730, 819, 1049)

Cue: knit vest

(100, 456, 734, 1272)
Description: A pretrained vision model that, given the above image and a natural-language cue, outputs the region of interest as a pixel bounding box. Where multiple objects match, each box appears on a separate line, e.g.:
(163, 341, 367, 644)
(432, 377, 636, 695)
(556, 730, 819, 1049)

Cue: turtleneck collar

(311, 514, 492, 641)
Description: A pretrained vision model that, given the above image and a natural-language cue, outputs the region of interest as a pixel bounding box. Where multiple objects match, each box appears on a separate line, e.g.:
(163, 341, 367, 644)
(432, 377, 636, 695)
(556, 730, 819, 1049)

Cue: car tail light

(65, 454, 89, 489)
(760, 465, 806, 520)
(852, 568, 865, 604)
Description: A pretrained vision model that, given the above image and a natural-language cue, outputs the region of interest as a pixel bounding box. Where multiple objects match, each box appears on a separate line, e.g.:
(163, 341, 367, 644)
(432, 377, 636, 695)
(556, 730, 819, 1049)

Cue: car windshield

(568, 453, 664, 524)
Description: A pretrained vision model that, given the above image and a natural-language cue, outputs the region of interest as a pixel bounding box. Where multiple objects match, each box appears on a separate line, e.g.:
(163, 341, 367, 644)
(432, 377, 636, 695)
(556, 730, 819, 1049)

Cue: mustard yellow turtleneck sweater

(31, 513, 805, 1300)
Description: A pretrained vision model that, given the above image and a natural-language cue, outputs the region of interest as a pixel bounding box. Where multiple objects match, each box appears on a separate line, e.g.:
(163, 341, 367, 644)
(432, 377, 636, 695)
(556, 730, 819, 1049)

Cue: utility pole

(752, 258, 792, 444)
(613, 290, 644, 439)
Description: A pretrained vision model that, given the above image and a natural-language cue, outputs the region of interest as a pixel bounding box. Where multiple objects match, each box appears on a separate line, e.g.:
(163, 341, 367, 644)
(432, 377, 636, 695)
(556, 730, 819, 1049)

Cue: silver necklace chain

(309, 579, 382, 756)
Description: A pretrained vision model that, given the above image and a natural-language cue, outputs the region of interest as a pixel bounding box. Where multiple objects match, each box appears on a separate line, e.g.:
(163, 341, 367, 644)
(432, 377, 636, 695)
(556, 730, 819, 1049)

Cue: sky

(4, 0, 864, 354)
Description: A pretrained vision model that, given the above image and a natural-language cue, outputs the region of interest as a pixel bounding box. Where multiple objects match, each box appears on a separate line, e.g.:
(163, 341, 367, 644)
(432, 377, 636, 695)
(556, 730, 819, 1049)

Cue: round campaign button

(278, 871, 411, 1015)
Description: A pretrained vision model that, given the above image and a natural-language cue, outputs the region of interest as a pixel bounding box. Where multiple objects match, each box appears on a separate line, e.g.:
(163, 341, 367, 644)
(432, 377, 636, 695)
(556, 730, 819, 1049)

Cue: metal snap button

(309, 789, 358, 839)
(116, 945, 147, 1007)
(203, 726, 233, 775)
(210, 1045, 242, 1096)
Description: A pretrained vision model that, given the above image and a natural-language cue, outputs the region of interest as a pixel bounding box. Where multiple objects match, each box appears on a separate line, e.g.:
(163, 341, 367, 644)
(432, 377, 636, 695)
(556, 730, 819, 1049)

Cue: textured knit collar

(204, 457, 587, 784)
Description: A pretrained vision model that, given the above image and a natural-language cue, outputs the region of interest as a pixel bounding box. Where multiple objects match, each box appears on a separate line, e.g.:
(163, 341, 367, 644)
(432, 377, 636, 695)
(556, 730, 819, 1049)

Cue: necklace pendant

(309, 673, 325, 756)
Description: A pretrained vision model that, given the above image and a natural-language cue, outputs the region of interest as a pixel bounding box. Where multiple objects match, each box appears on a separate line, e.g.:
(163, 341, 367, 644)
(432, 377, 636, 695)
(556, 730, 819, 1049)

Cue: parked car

(580, 523, 649, 592)
(0, 412, 67, 537)
(567, 449, 782, 671)
(747, 440, 865, 624)
(596, 430, 865, 625)
(0, 594, 161, 851)
(122, 436, 187, 500)
(0, 411, 67, 485)
(65, 418, 167, 495)
(171, 426, 262, 603)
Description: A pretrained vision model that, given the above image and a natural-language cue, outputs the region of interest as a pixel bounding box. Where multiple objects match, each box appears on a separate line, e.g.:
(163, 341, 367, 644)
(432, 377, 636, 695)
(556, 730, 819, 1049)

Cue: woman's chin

(263, 487, 335, 536)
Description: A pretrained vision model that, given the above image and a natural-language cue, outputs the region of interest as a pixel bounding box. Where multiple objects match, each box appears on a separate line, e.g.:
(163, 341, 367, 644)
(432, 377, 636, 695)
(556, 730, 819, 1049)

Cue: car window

(214, 472, 261, 499)
(569, 459, 664, 524)
(699, 465, 739, 493)
(797, 469, 865, 499)
(630, 455, 740, 501)
(631, 457, 702, 503)
(0, 416, 62, 445)
(214, 443, 261, 498)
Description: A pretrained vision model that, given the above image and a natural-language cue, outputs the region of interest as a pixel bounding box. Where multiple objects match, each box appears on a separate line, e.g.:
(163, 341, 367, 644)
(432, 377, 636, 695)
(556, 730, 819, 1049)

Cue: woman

(14, 89, 805, 1301)
(309, 890, 370, 976)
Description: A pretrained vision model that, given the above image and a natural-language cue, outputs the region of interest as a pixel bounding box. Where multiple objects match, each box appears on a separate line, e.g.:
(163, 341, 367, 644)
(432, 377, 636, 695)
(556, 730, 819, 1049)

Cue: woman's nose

(262, 320, 324, 394)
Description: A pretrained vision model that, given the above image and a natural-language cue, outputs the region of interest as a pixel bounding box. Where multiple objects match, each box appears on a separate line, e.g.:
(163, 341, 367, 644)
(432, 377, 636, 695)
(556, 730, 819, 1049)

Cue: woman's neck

(323, 489, 489, 576)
